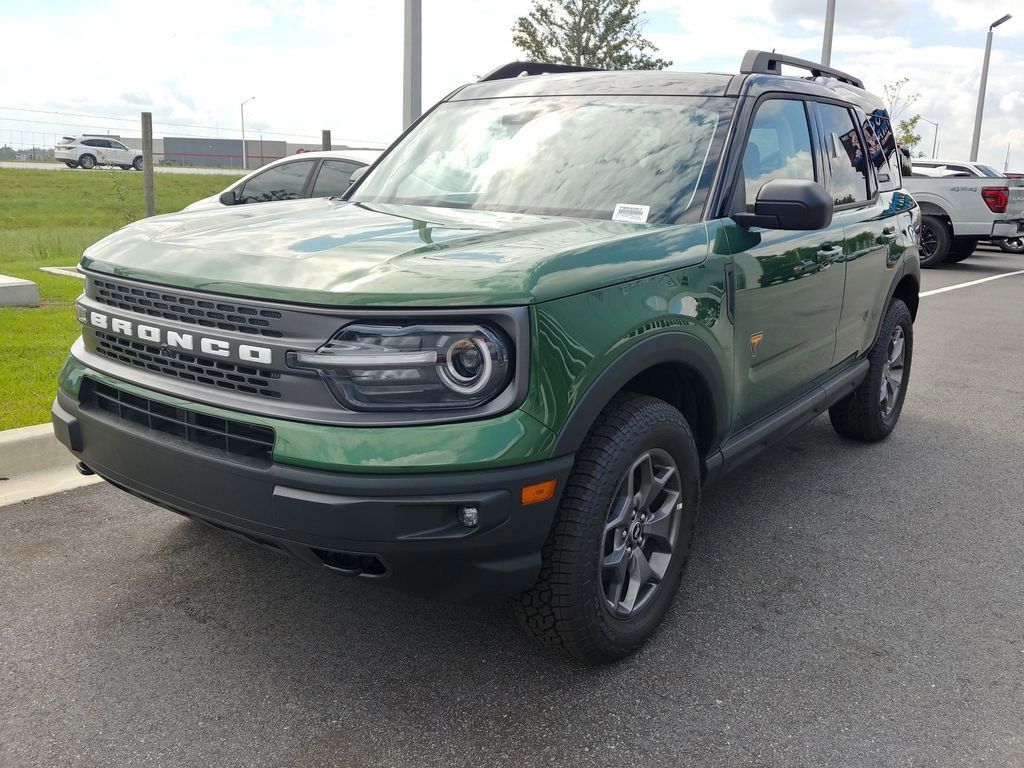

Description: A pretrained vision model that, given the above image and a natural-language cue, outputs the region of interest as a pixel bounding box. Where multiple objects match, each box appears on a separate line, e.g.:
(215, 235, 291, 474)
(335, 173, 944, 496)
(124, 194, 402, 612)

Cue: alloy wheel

(880, 324, 906, 418)
(600, 448, 682, 617)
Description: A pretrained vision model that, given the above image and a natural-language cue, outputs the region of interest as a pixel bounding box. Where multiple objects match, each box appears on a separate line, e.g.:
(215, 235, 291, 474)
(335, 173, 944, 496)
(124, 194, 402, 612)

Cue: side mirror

(219, 189, 240, 206)
(733, 179, 833, 231)
(348, 165, 368, 187)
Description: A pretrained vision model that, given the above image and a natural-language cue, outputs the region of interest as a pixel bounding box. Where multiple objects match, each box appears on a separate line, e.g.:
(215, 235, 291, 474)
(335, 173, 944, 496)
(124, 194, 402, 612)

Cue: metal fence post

(141, 112, 155, 218)
(321, 129, 331, 151)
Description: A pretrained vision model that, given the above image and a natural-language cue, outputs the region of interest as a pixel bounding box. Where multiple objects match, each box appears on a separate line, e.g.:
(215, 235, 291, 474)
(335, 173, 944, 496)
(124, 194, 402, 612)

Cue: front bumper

(52, 385, 573, 601)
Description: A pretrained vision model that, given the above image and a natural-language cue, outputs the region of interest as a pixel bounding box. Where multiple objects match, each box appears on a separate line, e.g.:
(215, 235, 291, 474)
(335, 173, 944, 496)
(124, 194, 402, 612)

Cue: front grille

(82, 379, 275, 462)
(91, 278, 284, 338)
(94, 331, 283, 399)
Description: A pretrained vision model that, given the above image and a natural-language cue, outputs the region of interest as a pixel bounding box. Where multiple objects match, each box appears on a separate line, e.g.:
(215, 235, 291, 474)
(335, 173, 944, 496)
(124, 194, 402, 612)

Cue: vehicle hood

(81, 198, 709, 307)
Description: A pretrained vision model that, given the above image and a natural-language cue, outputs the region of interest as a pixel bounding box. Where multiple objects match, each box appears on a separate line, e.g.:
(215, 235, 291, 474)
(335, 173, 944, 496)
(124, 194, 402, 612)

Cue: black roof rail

(739, 50, 864, 89)
(479, 60, 604, 82)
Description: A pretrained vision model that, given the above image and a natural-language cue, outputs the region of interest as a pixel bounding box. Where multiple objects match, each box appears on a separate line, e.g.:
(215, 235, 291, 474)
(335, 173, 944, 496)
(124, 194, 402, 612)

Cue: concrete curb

(0, 423, 102, 507)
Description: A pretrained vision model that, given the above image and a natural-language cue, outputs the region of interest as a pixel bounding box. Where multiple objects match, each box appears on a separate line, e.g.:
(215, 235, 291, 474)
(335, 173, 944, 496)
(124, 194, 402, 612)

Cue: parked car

(183, 150, 382, 211)
(903, 160, 1024, 265)
(54, 135, 142, 170)
(911, 159, 1004, 178)
(55, 51, 920, 664)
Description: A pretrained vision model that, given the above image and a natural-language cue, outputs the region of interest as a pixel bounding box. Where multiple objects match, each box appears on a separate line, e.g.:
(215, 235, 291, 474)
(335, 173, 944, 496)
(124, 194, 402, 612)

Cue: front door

(724, 97, 847, 428)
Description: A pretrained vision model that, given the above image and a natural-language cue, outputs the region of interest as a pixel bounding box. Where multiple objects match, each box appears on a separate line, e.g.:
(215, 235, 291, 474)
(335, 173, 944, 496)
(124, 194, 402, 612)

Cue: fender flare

(870, 261, 919, 350)
(551, 332, 729, 457)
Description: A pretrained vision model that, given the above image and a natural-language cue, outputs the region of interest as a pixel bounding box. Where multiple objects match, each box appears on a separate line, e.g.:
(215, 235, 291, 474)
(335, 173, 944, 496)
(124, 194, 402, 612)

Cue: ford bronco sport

(53, 51, 920, 664)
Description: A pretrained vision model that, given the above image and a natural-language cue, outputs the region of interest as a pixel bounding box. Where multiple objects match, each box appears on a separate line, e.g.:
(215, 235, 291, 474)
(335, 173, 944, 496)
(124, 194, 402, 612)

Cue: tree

(512, 0, 671, 70)
(896, 115, 923, 154)
(883, 77, 922, 153)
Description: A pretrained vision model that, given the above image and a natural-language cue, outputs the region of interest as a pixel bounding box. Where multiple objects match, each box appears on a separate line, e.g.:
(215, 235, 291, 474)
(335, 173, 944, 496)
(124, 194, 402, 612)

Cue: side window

(861, 111, 899, 192)
(311, 160, 363, 198)
(740, 99, 815, 212)
(81, 139, 102, 147)
(816, 103, 870, 206)
(109, 140, 128, 151)
(237, 160, 316, 204)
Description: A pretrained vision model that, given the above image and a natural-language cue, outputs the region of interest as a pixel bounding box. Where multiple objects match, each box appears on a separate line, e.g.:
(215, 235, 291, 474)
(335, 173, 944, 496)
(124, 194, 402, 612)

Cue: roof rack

(478, 60, 604, 82)
(740, 50, 864, 89)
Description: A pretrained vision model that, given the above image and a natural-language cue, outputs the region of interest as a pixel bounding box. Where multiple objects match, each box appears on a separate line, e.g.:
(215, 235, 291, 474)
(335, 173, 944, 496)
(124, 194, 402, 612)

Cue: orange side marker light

(521, 479, 557, 506)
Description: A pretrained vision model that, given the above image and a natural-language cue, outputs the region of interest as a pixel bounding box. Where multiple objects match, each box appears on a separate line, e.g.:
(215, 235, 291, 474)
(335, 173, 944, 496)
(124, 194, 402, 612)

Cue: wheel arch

(551, 333, 728, 464)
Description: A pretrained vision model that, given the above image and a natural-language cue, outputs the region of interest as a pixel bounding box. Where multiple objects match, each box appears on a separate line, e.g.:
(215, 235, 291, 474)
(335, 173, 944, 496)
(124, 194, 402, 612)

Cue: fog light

(458, 506, 479, 528)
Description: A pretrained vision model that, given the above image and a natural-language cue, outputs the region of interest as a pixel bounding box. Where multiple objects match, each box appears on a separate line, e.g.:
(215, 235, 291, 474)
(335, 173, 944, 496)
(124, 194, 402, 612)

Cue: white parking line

(921, 269, 1024, 298)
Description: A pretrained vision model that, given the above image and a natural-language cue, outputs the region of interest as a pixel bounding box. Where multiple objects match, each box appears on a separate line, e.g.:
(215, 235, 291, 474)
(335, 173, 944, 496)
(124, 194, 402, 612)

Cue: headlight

(290, 323, 513, 411)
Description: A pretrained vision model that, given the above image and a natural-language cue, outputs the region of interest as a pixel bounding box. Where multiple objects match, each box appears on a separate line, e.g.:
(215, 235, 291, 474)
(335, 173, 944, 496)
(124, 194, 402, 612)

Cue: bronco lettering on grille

(84, 310, 273, 365)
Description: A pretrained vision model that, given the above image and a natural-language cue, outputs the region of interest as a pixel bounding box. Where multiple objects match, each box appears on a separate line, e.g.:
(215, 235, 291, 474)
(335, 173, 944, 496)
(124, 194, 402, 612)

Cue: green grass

(0, 168, 240, 430)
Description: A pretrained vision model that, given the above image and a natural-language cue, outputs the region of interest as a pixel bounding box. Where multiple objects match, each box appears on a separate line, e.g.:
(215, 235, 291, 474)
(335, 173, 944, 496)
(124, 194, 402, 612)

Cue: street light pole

(240, 96, 255, 170)
(821, 0, 836, 66)
(920, 117, 939, 158)
(970, 14, 1011, 162)
(403, 0, 422, 129)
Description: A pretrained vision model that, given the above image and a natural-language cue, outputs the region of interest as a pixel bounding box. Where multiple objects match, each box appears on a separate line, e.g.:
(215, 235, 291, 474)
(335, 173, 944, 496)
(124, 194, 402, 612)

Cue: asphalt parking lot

(3, 246, 1023, 768)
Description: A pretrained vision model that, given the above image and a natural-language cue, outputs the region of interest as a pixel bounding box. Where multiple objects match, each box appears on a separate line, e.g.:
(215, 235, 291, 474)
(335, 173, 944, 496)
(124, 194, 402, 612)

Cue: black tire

(919, 215, 951, 267)
(946, 237, 980, 263)
(78, 154, 96, 170)
(829, 299, 913, 442)
(998, 237, 1024, 254)
(132, 156, 143, 171)
(64, 160, 79, 168)
(515, 393, 700, 665)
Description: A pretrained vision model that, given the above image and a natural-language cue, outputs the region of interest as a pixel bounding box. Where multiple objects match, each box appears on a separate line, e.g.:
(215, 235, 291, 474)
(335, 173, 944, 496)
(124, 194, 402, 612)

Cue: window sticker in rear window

(612, 203, 650, 224)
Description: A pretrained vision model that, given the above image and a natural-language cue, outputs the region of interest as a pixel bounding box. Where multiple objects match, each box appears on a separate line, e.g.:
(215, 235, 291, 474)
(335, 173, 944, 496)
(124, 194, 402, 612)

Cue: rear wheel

(998, 237, 1024, 254)
(946, 237, 980, 263)
(515, 394, 700, 665)
(919, 215, 951, 267)
(829, 299, 913, 442)
(78, 154, 96, 170)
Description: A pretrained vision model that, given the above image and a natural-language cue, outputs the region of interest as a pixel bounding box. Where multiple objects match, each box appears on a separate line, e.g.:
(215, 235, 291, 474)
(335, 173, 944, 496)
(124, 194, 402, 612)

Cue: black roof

(451, 51, 885, 114)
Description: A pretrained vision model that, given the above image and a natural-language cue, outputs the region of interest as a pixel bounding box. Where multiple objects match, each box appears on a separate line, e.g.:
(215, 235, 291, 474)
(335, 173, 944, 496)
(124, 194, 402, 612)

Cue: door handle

(878, 224, 898, 244)
(815, 245, 843, 265)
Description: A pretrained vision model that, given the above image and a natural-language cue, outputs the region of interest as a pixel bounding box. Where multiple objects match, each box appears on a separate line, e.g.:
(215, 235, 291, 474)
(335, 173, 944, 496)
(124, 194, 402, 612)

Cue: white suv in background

(54, 135, 143, 170)
(183, 149, 381, 211)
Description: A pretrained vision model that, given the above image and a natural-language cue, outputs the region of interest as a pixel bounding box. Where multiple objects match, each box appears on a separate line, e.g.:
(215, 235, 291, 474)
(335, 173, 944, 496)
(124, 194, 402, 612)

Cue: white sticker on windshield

(612, 203, 650, 224)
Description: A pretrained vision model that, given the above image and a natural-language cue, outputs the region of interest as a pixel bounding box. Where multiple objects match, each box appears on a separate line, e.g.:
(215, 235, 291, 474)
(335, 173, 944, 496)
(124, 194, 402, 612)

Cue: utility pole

(141, 112, 155, 217)
(321, 129, 331, 151)
(821, 0, 836, 66)
(403, 0, 422, 129)
(970, 14, 1011, 162)
(920, 117, 939, 159)
(240, 96, 255, 170)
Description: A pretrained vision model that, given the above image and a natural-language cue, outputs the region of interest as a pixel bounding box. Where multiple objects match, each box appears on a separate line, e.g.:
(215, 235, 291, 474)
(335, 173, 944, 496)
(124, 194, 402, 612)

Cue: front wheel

(132, 156, 143, 171)
(64, 160, 79, 168)
(829, 299, 913, 442)
(919, 215, 951, 267)
(516, 394, 700, 665)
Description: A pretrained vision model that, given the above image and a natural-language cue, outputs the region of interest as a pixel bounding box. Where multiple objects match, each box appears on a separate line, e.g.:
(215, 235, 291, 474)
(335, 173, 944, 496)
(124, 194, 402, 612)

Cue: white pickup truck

(903, 160, 1024, 266)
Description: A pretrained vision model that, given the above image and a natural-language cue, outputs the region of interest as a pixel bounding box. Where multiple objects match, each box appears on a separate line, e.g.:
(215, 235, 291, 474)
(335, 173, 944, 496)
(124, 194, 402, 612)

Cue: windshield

(974, 164, 1002, 177)
(351, 95, 732, 225)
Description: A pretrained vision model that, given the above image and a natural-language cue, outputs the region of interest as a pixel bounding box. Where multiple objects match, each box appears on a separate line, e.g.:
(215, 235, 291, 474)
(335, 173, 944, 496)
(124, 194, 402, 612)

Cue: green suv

(53, 51, 920, 664)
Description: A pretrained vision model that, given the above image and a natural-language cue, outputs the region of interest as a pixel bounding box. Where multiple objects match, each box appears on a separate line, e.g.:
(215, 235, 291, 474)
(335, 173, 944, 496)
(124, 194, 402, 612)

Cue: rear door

(813, 102, 902, 362)
(309, 160, 363, 199)
(726, 96, 848, 427)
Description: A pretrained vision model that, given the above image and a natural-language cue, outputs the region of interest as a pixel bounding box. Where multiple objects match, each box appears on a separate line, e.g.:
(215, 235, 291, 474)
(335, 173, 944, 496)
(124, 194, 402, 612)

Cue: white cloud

(0, 0, 1021, 168)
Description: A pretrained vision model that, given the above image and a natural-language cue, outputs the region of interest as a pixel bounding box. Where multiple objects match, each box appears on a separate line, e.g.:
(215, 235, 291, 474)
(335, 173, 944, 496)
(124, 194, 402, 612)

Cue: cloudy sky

(1, 0, 1021, 166)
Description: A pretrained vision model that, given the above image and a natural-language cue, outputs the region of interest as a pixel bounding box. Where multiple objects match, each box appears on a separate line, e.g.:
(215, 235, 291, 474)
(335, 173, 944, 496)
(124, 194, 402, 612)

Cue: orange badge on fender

(750, 332, 765, 356)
